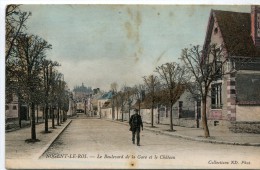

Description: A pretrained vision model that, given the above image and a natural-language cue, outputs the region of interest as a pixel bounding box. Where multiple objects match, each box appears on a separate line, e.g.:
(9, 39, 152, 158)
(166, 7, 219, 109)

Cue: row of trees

(109, 63, 187, 132)
(6, 5, 70, 142)
(108, 43, 228, 138)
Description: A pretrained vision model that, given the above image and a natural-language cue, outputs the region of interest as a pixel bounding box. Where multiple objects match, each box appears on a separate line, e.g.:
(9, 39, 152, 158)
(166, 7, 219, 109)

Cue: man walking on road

(129, 109, 143, 146)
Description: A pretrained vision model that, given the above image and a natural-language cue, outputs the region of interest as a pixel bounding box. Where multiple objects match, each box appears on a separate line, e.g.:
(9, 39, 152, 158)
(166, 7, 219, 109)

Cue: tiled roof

(206, 10, 260, 57)
(99, 91, 113, 100)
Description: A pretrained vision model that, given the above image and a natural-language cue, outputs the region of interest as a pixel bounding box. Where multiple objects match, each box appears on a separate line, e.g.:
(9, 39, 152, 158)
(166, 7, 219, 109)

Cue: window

(179, 101, 183, 112)
(215, 61, 222, 80)
(13, 105, 17, 110)
(5, 105, 9, 110)
(214, 27, 218, 34)
(211, 83, 222, 109)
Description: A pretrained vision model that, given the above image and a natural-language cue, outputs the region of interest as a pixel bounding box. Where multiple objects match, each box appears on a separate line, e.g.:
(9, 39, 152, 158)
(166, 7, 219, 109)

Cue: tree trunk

(121, 108, 124, 122)
(99, 107, 101, 119)
(57, 107, 60, 126)
(27, 104, 30, 121)
(138, 101, 141, 115)
(202, 99, 210, 137)
(31, 102, 36, 140)
(36, 105, 39, 123)
(42, 106, 44, 121)
(63, 110, 66, 122)
(196, 100, 200, 128)
(111, 105, 114, 120)
(51, 106, 55, 128)
(157, 104, 159, 124)
(18, 101, 21, 128)
(112, 107, 114, 120)
(84, 101, 86, 115)
(128, 108, 131, 121)
(116, 107, 118, 120)
(60, 109, 63, 124)
(170, 103, 173, 131)
(151, 104, 154, 127)
(44, 104, 49, 132)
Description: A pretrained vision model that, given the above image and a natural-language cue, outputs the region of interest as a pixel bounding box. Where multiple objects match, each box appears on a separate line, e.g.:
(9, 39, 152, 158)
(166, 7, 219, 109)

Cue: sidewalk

(5, 119, 72, 160)
(109, 119, 260, 146)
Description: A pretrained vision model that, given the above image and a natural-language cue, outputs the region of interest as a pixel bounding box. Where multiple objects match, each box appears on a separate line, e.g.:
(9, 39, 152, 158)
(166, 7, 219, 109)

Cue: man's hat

(134, 109, 139, 112)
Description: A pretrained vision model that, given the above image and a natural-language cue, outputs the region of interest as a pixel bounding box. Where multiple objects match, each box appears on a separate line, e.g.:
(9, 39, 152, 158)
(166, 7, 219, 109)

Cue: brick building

(203, 6, 260, 132)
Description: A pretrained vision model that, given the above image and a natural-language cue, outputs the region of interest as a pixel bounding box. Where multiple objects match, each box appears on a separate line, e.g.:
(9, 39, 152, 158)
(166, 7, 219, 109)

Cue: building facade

(203, 6, 260, 132)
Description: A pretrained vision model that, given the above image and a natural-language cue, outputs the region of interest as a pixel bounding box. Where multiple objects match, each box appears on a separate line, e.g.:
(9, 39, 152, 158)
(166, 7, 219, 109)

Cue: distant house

(165, 90, 198, 128)
(5, 94, 19, 121)
(90, 92, 102, 116)
(203, 6, 260, 132)
(5, 94, 45, 124)
(97, 91, 113, 117)
(67, 99, 76, 117)
(101, 101, 113, 119)
(73, 83, 93, 114)
(135, 90, 198, 128)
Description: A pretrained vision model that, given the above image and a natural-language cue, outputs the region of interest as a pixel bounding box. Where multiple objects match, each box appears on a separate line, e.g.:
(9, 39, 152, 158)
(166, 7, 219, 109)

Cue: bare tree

(5, 5, 31, 61)
(49, 70, 62, 128)
(5, 6, 31, 127)
(42, 60, 60, 132)
(56, 76, 67, 125)
(110, 82, 118, 120)
(56, 74, 65, 125)
(143, 75, 160, 127)
(122, 86, 134, 121)
(155, 62, 186, 131)
(62, 85, 70, 122)
(117, 87, 128, 122)
(111, 91, 121, 121)
(133, 84, 145, 114)
(16, 34, 52, 141)
(181, 44, 227, 138)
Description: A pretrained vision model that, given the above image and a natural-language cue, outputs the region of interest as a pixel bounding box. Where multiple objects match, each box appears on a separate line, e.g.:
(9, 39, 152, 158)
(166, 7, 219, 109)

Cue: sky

(13, 5, 250, 91)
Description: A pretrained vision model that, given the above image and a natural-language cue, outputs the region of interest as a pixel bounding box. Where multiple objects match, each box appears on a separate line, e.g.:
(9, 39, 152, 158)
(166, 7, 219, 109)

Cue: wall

(140, 90, 196, 127)
(68, 99, 76, 116)
(236, 105, 260, 121)
(6, 104, 44, 121)
(101, 108, 112, 119)
(174, 90, 196, 118)
(205, 14, 232, 121)
(140, 108, 158, 124)
(229, 121, 260, 134)
(173, 118, 197, 128)
(140, 108, 197, 128)
(117, 111, 131, 122)
(97, 99, 109, 116)
(5, 104, 18, 119)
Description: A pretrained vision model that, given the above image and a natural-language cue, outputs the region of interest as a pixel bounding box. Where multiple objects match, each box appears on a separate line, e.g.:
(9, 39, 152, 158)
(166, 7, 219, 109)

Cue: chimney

(251, 5, 260, 47)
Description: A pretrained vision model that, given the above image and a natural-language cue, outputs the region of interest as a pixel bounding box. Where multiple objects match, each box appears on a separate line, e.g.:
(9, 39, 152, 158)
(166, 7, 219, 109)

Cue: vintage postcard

(3, 2, 260, 169)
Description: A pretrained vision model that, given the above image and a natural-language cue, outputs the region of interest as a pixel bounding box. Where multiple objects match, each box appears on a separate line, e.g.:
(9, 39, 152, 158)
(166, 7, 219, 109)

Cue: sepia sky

(19, 5, 250, 91)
